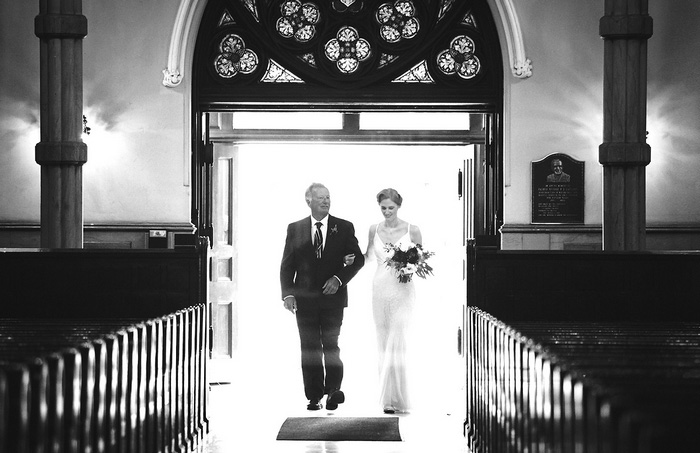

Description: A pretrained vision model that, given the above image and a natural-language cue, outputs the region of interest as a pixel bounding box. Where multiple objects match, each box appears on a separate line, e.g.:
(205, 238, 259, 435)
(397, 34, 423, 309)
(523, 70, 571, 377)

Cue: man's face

(552, 160, 563, 175)
(308, 187, 331, 219)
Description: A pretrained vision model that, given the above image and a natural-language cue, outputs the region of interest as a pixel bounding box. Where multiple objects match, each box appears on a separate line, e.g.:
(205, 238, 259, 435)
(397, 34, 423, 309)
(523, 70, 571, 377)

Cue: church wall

(81, 1, 190, 225)
(0, 1, 191, 248)
(1, 1, 699, 250)
(501, 0, 700, 250)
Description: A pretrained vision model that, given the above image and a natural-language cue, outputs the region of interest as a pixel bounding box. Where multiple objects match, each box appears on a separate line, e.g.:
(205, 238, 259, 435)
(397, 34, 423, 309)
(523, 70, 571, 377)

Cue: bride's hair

(377, 188, 403, 206)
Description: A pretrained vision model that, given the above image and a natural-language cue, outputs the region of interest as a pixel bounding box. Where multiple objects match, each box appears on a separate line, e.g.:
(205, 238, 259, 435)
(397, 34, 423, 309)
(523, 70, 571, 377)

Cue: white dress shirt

(311, 215, 329, 250)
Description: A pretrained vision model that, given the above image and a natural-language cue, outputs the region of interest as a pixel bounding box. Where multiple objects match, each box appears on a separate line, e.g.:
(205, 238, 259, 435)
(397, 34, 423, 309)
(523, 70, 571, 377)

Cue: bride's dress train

(372, 225, 415, 412)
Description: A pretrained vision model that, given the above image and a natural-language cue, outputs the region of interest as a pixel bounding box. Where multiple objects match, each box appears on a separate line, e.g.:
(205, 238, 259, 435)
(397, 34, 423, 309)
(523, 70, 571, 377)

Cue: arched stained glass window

(194, 0, 502, 104)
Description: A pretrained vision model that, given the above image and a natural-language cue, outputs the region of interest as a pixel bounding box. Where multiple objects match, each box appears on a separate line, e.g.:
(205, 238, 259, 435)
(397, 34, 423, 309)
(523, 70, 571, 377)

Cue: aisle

(198, 372, 469, 453)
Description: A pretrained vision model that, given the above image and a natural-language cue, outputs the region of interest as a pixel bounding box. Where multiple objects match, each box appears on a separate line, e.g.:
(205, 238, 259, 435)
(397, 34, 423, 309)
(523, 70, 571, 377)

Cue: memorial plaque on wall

(532, 153, 584, 224)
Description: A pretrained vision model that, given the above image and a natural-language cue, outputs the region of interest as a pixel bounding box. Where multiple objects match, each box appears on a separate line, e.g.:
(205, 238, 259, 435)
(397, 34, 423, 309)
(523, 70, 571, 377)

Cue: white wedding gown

(372, 225, 415, 412)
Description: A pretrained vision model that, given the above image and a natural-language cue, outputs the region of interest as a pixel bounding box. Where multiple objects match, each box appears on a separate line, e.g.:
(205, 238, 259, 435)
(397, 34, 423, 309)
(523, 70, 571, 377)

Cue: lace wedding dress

(372, 224, 415, 412)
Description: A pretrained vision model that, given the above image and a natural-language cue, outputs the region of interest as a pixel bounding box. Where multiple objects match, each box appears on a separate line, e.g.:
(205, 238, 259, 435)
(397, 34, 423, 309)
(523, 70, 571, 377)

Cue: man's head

(306, 183, 330, 220)
(551, 159, 563, 175)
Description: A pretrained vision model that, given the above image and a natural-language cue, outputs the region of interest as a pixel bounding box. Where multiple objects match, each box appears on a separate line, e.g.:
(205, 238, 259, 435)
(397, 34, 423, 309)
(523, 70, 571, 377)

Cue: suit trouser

(295, 305, 344, 401)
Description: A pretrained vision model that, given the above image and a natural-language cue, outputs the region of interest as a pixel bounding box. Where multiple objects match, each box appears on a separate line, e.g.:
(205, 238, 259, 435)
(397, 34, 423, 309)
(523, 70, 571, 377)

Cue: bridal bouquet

(384, 242, 435, 283)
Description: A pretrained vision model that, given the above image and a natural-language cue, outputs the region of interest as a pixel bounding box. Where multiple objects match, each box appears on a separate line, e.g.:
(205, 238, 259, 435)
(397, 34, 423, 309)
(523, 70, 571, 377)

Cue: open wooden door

(207, 140, 239, 383)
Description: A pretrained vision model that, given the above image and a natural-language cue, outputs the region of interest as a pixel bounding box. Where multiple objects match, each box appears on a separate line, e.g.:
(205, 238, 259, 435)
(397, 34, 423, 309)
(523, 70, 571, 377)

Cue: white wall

(0, 0, 190, 224)
(505, 0, 604, 226)
(503, 0, 700, 228)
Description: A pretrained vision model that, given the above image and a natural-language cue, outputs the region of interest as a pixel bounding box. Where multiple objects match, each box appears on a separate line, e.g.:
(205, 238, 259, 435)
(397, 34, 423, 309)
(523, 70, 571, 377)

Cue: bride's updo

(377, 188, 403, 207)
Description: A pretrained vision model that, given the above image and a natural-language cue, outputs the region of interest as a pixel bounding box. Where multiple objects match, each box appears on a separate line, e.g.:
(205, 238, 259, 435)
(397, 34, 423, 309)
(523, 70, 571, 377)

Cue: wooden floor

(195, 381, 469, 453)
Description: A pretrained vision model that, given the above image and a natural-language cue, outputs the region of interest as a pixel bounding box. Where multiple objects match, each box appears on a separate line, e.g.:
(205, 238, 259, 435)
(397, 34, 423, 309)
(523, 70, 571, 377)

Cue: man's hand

(322, 277, 340, 295)
(283, 296, 297, 314)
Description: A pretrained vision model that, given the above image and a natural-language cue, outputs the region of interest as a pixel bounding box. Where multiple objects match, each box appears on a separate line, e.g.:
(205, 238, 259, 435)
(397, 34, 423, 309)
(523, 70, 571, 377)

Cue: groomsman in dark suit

(280, 182, 365, 410)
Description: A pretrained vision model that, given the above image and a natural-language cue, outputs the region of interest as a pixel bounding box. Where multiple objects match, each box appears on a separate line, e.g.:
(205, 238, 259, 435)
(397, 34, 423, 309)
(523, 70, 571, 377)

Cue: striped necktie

(314, 221, 323, 259)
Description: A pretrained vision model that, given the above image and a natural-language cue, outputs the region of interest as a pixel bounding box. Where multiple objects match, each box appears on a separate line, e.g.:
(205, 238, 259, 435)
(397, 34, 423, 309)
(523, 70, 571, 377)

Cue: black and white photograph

(1, 1, 699, 453)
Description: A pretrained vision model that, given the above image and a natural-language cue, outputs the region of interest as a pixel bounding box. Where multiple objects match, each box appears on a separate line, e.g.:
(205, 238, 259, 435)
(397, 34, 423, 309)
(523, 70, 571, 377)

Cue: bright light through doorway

(224, 142, 471, 416)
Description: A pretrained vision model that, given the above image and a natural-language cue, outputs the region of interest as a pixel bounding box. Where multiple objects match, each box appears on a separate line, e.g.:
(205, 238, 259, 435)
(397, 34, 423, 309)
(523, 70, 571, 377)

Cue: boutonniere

(330, 224, 338, 235)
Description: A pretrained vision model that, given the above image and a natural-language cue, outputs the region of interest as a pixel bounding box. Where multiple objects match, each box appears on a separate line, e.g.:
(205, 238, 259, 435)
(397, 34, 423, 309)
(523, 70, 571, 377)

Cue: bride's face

(379, 198, 400, 221)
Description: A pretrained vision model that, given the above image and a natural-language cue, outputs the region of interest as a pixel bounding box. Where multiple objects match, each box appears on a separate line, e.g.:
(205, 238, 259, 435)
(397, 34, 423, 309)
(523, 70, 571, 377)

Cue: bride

(356, 188, 422, 414)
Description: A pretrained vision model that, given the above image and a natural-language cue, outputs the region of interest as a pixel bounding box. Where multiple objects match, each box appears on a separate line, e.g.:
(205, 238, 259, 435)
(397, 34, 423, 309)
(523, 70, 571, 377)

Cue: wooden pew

(511, 322, 700, 450)
(0, 248, 205, 319)
(0, 246, 209, 453)
(0, 307, 208, 453)
(467, 309, 700, 453)
(466, 243, 700, 453)
(0, 320, 131, 453)
(467, 244, 700, 322)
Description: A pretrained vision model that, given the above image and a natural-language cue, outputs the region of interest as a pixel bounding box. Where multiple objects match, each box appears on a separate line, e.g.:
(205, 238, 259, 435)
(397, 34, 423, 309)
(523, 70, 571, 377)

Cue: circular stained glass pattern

(214, 34, 258, 79)
(276, 0, 321, 43)
(376, 0, 419, 43)
(436, 35, 481, 79)
(324, 26, 371, 74)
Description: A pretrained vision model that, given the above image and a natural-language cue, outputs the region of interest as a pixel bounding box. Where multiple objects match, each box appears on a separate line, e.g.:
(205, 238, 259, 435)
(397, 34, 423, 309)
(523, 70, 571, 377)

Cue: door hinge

(457, 168, 463, 199)
(202, 142, 213, 165)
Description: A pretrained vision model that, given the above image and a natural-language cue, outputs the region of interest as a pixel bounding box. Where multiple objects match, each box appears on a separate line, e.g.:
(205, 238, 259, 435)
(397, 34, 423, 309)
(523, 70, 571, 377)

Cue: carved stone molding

(162, 0, 207, 87)
(162, 68, 183, 87)
(488, 0, 532, 78)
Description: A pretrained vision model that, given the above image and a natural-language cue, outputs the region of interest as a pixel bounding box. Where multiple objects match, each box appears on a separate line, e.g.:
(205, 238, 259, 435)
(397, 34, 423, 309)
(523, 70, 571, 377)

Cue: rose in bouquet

(384, 242, 435, 283)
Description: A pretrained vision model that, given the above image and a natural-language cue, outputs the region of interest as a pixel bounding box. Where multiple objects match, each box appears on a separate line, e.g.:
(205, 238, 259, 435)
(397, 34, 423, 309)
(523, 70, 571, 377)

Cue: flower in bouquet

(384, 242, 435, 283)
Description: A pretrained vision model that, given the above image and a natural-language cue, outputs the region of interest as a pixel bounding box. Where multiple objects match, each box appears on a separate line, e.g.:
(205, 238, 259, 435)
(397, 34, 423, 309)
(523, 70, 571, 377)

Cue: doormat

(276, 416, 401, 441)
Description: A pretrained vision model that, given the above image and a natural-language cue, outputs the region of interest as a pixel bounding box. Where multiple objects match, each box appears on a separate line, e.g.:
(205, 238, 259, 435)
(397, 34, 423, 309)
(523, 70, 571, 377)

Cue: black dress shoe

(307, 400, 322, 411)
(383, 408, 395, 414)
(326, 390, 345, 410)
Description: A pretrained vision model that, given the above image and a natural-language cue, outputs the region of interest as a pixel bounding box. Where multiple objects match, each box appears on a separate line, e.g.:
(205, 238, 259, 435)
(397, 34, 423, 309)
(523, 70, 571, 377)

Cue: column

(34, 0, 88, 248)
(599, 0, 653, 250)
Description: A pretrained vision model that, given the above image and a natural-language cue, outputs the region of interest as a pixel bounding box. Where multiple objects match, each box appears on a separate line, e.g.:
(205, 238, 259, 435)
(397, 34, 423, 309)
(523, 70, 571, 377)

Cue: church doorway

(191, 0, 504, 418)
(206, 111, 481, 416)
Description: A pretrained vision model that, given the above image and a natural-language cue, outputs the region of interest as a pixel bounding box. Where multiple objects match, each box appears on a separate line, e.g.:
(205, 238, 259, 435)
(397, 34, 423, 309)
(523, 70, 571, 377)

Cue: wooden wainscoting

(0, 222, 196, 249)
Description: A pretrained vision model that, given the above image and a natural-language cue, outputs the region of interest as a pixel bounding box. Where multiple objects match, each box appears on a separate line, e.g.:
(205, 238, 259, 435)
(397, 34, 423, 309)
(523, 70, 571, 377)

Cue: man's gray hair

(305, 183, 327, 202)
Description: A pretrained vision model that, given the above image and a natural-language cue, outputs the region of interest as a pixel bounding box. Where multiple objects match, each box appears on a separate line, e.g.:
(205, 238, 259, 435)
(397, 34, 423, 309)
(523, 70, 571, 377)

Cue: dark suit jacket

(280, 215, 365, 309)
